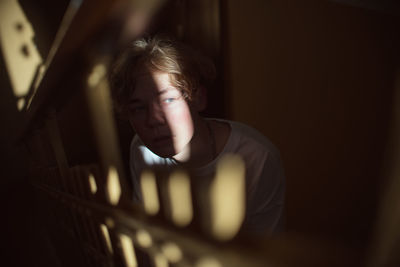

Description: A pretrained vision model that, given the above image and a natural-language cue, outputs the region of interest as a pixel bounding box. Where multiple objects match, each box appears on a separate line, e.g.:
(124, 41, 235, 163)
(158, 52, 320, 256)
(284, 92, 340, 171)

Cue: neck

(173, 117, 215, 168)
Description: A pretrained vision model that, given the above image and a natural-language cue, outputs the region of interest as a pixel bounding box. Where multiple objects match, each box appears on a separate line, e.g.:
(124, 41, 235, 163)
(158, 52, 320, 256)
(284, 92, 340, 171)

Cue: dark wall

(224, 0, 400, 249)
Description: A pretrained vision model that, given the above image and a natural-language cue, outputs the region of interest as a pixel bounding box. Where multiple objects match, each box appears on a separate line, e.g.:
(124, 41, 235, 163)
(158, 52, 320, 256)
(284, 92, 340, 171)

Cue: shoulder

(219, 119, 281, 161)
(219, 120, 285, 188)
(130, 135, 146, 163)
(130, 134, 141, 151)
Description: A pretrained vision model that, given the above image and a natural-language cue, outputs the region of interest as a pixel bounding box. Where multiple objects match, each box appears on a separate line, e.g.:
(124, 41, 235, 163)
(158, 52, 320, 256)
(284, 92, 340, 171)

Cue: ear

(193, 85, 207, 111)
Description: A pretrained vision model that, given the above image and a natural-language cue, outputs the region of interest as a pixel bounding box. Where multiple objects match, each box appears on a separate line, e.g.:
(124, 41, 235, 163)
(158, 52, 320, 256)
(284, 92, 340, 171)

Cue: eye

(162, 97, 177, 104)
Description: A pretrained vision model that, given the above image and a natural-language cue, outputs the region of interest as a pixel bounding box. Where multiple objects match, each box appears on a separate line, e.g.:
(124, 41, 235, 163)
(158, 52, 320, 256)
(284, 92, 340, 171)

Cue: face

(127, 71, 195, 158)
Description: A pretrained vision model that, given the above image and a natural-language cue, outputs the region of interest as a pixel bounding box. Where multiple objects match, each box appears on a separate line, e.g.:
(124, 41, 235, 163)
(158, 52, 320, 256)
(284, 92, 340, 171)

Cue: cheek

(129, 117, 148, 138)
(165, 105, 194, 136)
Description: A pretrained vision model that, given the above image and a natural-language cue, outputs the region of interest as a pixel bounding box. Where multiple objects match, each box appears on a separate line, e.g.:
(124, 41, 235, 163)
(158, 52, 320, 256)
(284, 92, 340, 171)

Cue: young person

(110, 36, 285, 235)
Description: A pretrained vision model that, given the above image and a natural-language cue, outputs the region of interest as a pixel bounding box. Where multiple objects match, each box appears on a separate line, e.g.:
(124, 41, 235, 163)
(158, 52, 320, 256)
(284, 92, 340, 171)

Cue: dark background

(1, 0, 400, 265)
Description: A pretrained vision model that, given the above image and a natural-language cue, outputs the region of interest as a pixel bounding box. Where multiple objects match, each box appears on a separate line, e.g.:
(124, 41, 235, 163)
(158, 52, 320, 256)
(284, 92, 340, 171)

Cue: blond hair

(110, 36, 216, 113)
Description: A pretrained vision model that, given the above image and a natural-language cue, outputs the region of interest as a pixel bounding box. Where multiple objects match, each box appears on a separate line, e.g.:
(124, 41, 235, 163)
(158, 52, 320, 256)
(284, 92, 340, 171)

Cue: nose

(146, 102, 165, 127)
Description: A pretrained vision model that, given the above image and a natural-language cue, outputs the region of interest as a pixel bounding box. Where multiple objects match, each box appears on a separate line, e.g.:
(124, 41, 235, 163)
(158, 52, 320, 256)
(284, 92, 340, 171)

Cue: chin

(150, 146, 177, 159)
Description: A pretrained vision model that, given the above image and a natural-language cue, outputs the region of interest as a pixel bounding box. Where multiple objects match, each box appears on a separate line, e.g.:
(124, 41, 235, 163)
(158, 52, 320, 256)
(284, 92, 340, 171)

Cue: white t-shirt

(130, 119, 285, 235)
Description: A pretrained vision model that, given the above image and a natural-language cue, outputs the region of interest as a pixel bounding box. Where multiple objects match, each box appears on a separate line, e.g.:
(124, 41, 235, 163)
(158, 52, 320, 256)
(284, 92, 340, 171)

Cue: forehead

(131, 71, 178, 99)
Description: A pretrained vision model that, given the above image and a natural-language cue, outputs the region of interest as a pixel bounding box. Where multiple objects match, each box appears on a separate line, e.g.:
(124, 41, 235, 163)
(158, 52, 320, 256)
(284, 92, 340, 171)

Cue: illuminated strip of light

(136, 229, 152, 248)
(119, 233, 138, 267)
(210, 154, 246, 241)
(100, 223, 113, 254)
(0, 0, 43, 109)
(106, 166, 122, 205)
(140, 170, 159, 215)
(87, 63, 106, 88)
(153, 253, 168, 267)
(88, 173, 97, 194)
(161, 242, 182, 263)
(168, 170, 193, 227)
